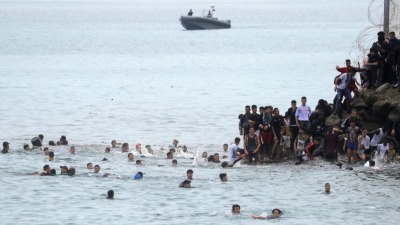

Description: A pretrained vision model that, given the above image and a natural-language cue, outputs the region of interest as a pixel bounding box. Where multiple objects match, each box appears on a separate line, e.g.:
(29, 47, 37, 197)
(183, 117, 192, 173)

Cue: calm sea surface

(1, 0, 399, 224)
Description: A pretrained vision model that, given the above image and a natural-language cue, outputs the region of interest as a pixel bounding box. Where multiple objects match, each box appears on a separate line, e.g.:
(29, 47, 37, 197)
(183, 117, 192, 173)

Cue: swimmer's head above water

(107, 190, 114, 199)
(179, 180, 191, 188)
(325, 183, 331, 193)
(232, 204, 240, 214)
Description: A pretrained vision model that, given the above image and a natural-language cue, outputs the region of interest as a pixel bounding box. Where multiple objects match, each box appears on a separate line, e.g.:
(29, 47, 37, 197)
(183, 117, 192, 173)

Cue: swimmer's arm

(251, 215, 267, 219)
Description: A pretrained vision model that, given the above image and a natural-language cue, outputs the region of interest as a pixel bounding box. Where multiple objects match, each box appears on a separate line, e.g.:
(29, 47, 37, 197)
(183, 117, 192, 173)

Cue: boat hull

(180, 16, 231, 30)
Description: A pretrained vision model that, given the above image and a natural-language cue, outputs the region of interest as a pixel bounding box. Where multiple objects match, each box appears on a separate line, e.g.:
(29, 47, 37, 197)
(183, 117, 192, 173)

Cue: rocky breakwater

(351, 83, 400, 130)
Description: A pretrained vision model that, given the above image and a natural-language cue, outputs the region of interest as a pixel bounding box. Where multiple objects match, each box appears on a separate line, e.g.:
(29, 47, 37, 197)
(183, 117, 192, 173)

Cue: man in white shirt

(334, 67, 357, 114)
(295, 96, 311, 131)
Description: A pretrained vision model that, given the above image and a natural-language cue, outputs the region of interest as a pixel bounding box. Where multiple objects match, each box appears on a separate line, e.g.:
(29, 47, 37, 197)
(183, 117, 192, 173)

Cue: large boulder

(375, 83, 392, 94)
(372, 99, 391, 116)
(325, 114, 341, 126)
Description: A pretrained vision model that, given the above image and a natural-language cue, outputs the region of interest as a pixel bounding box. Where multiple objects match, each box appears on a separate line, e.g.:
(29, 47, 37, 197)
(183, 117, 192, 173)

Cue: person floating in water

(187, 9, 193, 16)
(107, 190, 114, 199)
(252, 208, 282, 219)
(133, 172, 143, 180)
(219, 173, 228, 182)
(232, 204, 241, 214)
(2, 141, 10, 154)
(325, 183, 331, 193)
(179, 179, 191, 188)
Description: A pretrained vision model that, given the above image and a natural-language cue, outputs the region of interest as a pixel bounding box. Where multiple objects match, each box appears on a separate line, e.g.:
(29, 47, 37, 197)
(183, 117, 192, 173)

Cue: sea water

(0, 0, 399, 224)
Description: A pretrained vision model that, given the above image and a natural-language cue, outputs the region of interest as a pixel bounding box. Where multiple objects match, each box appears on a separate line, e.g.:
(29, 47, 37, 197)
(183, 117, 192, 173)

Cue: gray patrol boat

(180, 15, 231, 30)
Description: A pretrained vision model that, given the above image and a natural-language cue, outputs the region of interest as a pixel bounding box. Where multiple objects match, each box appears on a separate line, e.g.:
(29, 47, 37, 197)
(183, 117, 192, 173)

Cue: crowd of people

(236, 98, 400, 165)
(359, 31, 400, 90)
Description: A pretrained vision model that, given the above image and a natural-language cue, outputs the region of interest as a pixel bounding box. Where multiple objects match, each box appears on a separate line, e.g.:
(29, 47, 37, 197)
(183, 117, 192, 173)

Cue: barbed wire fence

(349, 0, 400, 64)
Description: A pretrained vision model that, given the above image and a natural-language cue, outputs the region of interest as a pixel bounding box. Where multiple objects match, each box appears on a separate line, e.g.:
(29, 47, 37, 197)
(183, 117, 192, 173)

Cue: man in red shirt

(336, 59, 360, 98)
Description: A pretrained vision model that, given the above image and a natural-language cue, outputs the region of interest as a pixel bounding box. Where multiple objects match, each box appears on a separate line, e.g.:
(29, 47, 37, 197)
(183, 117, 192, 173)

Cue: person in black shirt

(286, 100, 298, 152)
(271, 108, 284, 159)
(248, 105, 262, 135)
(239, 105, 251, 136)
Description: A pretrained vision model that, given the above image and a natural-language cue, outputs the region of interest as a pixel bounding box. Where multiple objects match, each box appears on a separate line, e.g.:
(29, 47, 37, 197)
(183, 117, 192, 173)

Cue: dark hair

(49, 151, 54, 157)
(219, 173, 227, 180)
(43, 165, 50, 170)
(94, 164, 100, 168)
(122, 143, 129, 147)
(232, 204, 240, 210)
(87, 162, 92, 166)
(251, 105, 257, 109)
(272, 208, 282, 215)
(369, 160, 376, 166)
(68, 167, 76, 175)
(370, 48, 376, 53)
(49, 141, 56, 146)
(349, 118, 357, 124)
(235, 137, 240, 143)
(187, 169, 193, 174)
(107, 190, 114, 199)
(60, 136, 66, 141)
(291, 100, 297, 104)
(128, 153, 133, 157)
(39, 134, 44, 140)
(172, 159, 177, 164)
(23, 144, 29, 149)
(221, 161, 229, 168)
(50, 169, 56, 175)
(245, 105, 250, 109)
(301, 96, 307, 100)
(345, 59, 351, 62)
(223, 143, 228, 146)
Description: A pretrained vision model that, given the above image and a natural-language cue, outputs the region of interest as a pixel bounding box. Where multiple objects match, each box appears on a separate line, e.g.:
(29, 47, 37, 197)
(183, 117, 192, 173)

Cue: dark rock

(376, 83, 392, 94)
(325, 114, 341, 126)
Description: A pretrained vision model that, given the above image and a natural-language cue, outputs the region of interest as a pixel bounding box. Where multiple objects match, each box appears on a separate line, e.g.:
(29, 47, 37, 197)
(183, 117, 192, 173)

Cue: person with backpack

(334, 67, 357, 114)
(336, 59, 360, 98)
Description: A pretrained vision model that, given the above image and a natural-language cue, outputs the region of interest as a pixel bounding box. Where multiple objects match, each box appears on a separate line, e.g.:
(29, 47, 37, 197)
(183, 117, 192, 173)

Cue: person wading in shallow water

(244, 127, 260, 164)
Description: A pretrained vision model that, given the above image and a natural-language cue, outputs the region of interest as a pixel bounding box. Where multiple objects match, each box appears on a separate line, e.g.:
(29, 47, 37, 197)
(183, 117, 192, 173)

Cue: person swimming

(232, 204, 241, 214)
(325, 183, 331, 193)
(219, 173, 228, 182)
(107, 190, 114, 199)
(179, 180, 191, 188)
(251, 208, 282, 219)
(133, 172, 143, 180)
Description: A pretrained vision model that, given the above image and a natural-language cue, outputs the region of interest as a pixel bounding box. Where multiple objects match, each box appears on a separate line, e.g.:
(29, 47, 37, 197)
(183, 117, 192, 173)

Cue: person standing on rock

(336, 59, 360, 98)
(334, 67, 357, 115)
